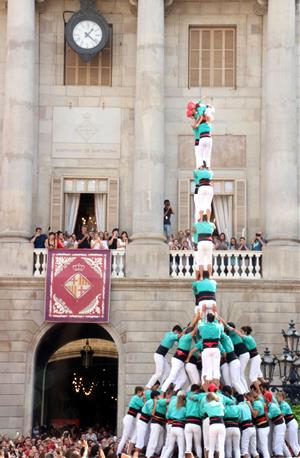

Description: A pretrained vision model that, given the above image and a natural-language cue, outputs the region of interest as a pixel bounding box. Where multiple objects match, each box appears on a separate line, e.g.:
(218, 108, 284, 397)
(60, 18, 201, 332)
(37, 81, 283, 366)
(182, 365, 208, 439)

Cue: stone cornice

(254, 0, 268, 15)
(0, 276, 299, 293)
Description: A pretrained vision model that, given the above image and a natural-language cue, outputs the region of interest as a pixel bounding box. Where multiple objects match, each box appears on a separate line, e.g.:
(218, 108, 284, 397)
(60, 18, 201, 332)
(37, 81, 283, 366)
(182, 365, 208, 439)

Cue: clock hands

(85, 28, 98, 45)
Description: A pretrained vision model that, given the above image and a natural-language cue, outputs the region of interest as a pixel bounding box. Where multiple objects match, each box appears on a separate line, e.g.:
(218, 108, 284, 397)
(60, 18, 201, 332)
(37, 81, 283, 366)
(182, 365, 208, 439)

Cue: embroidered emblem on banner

(45, 250, 111, 322)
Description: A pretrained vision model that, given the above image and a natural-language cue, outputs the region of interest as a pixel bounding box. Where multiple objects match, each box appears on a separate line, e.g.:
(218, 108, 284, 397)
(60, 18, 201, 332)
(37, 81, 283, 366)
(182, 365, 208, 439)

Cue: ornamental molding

(254, 0, 268, 16)
(128, 0, 174, 15)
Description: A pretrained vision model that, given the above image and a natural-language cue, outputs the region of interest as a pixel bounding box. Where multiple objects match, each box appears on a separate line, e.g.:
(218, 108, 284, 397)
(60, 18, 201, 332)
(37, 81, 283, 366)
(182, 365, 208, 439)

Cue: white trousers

(117, 414, 137, 454)
(272, 422, 286, 456)
(195, 300, 216, 315)
(199, 137, 213, 168)
(145, 423, 164, 458)
(162, 427, 185, 458)
(208, 423, 226, 458)
(161, 357, 187, 392)
(147, 353, 170, 388)
(239, 352, 250, 392)
(185, 423, 202, 458)
(135, 419, 150, 450)
(203, 417, 210, 452)
(221, 362, 231, 387)
(257, 426, 271, 458)
(248, 354, 263, 383)
(161, 424, 172, 458)
(225, 426, 241, 458)
(196, 241, 213, 269)
(194, 186, 214, 217)
(286, 418, 300, 456)
(186, 362, 200, 385)
(202, 348, 220, 381)
(241, 426, 258, 457)
(228, 359, 246, 394)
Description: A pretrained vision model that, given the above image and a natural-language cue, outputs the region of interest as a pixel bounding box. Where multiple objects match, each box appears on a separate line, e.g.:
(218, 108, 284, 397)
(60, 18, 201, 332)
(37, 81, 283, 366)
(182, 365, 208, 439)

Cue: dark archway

(33, 323, 118, 432)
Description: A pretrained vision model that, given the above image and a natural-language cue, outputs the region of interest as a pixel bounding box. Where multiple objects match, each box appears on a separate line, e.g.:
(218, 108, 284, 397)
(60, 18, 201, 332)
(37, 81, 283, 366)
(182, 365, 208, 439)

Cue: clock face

(72, 20, 103, 50)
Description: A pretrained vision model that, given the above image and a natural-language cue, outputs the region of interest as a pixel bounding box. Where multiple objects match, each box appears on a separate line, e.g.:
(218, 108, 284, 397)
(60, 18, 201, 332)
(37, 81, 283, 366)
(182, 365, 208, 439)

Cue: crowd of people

(0, 427, 118, 458)
(167, 231, 265, 252)
(116, 100, 298, 458)
(31, 227, 129, 250)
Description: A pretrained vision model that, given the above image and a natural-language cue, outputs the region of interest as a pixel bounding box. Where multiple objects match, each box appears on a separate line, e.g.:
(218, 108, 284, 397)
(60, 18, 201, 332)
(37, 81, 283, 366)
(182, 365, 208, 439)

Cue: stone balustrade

(33, 249, 126, 278)
(33, 249, 262, 279)
(170, 250, 263, 279)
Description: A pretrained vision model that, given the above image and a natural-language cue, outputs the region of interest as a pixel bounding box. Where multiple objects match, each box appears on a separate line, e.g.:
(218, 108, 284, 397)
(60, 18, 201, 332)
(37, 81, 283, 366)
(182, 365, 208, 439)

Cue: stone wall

(0, 277, 299, 435)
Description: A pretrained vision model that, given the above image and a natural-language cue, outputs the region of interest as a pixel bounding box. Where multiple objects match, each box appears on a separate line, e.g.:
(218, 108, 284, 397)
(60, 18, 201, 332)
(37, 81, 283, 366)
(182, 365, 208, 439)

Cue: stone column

(263, 0, 299, 279)
(0, 0, 36, 275)
(126, 0, 169, 278)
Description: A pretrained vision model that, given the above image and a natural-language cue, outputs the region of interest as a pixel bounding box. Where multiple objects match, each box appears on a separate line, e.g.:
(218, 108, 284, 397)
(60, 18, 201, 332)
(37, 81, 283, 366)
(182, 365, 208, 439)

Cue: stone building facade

(0, 0, 299, 436)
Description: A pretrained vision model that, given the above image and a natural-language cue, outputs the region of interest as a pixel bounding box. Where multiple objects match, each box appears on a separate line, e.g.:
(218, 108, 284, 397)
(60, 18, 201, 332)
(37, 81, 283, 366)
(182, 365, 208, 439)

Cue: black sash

(197, 234, 213, 242)
(249, 348, 259, 358)
(203, 338, 220, 349)
(210, 417, 224, 425)
(234, 342, 249, 356)
(227, 351, 238, 363)
(195, 290, 216, 305)
(156, 344, 169, 356)
(225, 418, 239, 428)
(174, 348, 189, 362)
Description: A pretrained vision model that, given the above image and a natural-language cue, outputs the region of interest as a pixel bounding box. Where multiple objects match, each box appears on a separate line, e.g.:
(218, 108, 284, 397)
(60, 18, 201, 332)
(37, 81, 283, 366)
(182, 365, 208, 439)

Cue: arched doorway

(33, 323, 118, 431)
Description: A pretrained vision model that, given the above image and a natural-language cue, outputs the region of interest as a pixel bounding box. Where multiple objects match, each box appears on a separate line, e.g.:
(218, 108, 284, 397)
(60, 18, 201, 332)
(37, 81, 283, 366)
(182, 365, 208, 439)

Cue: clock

(65, 3, 109, 61)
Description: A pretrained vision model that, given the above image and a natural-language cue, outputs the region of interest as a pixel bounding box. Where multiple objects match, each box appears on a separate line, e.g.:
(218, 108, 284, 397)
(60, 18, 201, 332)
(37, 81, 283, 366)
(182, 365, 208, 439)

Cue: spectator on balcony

(99, 231, 109, 249)
(64, 233, 78, 249)
(163, 199, 174, 239)
(45, 232, 56, 249)
(237, 237, 250, 251)
(77, 225, 91, 249)
(184, 229, 194, 250)
(108, 228, 120, 250)
(31, 227, 47, 249)
(91, 232, 108, 250)
(119, 231, 129, 249)
(215, 233, 228, 250)
(212, 235, 220, 250)
(250, 232, 265, 251)
(229, 237, 238, 250)
(104, 231, 110, 241)
(56, 231, 65, 249)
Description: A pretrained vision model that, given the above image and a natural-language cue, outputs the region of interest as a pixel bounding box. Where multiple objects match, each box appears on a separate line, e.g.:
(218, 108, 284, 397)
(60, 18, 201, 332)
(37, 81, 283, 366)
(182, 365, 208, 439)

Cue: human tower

(117, 103, 300, 458)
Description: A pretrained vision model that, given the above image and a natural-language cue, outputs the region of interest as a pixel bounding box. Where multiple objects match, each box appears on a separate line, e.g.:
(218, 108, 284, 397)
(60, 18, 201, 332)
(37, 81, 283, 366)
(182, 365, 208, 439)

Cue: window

(64, 26, 112, 86)
(189, 27, 236, 87)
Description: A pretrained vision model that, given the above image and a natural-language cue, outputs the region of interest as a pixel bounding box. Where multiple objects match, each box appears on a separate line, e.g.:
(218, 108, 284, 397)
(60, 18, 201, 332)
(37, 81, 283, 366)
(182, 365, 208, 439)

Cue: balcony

(33, 249, 262, 279)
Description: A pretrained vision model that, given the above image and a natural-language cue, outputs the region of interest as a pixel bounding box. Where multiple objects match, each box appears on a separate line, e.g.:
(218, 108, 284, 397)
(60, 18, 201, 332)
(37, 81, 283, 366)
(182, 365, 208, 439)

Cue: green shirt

(237, 402, 252, 422)
(129, 395, 144, 412)
(193, 222, 215, 244)
(160, 331, 179, 350)
(155, 399, 168, 416)
(192, 278, 217, 295)
(166, 396, 177, 419)
(167, 403, 186, 421)
(279, 400, 293, 415)
(225, 403, 240, 420)
(199, 321, 223, 341)
(220, 333, 234, 353)
(252, 399, 265, 417)
(178, 332, 193, 351)
(205, 400, 225, 418)
(142, 399, 154, 415)
(229, 330, 243, 346)
(145, 389, 161, 401)
(186, 394, 201, 418)
(267, 402, 282, 419)
(193, 169, 214, 186)
(242, 335, 257, 351)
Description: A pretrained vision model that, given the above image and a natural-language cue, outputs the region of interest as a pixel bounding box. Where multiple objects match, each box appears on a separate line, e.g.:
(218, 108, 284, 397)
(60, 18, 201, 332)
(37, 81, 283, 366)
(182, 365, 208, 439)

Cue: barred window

(64, 26, 112, 86)
(189, 27, 236, 88)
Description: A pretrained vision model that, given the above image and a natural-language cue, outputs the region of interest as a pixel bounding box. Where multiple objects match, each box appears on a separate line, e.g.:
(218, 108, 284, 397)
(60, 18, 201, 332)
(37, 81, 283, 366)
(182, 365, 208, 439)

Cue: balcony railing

(169, 250, 262, 279)
(33, 249, 262, 279)
(33, 248, 125, 278)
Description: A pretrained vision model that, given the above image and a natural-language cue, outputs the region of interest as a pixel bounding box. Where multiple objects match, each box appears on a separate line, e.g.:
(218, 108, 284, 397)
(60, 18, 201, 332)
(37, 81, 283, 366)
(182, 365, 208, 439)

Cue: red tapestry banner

(45, 250, 111, 322)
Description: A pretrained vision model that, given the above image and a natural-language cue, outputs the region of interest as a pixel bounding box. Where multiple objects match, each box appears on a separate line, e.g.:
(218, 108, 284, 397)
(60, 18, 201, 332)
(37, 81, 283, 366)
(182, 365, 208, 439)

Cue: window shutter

(50, 176, 63, 232)
(178, 179, 190, 231)
(235, 179, 247, 238)
(107, 178, 119, 231)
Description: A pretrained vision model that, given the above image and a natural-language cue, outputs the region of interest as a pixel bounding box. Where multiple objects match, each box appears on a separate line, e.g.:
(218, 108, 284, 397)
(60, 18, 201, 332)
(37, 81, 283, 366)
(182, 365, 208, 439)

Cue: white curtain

(213, 195, 233, 240)
(95, 194, 107, 232)
(65, 193, 80, 234)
